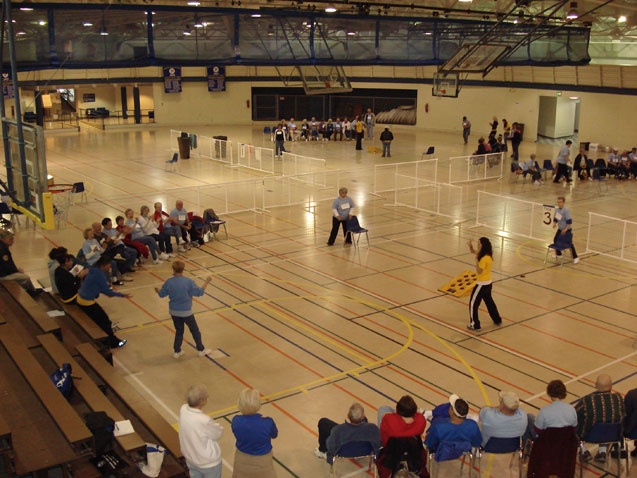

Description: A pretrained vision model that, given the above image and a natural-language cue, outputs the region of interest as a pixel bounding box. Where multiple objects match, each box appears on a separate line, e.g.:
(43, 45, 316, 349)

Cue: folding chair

(71, 181, 87, 203)
(592, 167, 609, 194)
(346, 216, 369, 248)
(545, 230, 574, 266)
(421, 146, 435, 159)
(165, 152, 178, 171)
(203, 208, 228, 241)
(377, 436, 426, 478)
(426, 441, 475, 477)
(328, 441, 377, 478)
(579, 422, 624, 478)
(541, 159, 554, 181)
(510, 162, 522, 182)
(476, 436, 524, 478)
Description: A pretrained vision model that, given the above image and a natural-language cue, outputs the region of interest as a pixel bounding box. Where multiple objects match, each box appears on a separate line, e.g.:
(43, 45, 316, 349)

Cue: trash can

(177, 132, 190, 159)
(213, 135, 227, 159)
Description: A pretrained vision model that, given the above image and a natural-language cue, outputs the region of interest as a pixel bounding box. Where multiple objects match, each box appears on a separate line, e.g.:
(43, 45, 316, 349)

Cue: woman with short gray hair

(178, 384, 224, 478)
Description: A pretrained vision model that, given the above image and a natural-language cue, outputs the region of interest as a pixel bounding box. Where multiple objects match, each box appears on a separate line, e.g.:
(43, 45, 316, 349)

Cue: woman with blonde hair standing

(231, 389, 278, 477)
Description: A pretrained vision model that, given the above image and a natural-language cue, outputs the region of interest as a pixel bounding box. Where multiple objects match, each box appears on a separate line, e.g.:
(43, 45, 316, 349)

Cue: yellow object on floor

(439, 270, 477, 297)
(367, 146, 382, 153)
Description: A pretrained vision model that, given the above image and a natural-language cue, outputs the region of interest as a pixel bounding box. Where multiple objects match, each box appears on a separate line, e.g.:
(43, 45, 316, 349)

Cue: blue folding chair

(328, 441, 377, 478)
(580, 422, 623, 478)
(477, 436, 524, 477)
(346, 216, 369, 248)
(541, 159, 554, 181)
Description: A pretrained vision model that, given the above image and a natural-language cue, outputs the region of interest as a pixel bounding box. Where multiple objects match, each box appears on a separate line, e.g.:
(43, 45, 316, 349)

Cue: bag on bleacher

(85, 411, 115, 455)
(139, 442, 165, 477)
(49, 362, 74, 400)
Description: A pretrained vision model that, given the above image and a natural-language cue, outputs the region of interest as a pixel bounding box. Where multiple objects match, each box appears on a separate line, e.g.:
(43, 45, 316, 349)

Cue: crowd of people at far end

(272, 109, 378, 143)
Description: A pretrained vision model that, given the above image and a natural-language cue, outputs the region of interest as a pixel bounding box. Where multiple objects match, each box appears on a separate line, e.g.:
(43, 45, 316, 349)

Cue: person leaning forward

(327, 187, 355, 246)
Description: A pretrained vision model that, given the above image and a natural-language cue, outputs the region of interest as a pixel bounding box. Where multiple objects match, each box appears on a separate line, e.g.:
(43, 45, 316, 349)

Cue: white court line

(524, 350, 637, 402)
(114, 357, 234, 472)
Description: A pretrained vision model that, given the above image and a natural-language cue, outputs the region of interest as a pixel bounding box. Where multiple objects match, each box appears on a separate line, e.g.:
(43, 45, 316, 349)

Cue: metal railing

(443, 152, 505, 183)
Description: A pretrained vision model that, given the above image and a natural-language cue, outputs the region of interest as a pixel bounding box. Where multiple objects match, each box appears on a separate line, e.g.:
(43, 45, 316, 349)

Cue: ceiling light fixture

(83, 21, 93, 27)
(19, 7, 34, 11)
(251, 13, 262, 17)
(566, 2, 578, 20)
(618, 15, 627, 23)
(187, 0, 200, 5)
(458, 0, 472, 3)
(325, 5, 337, 13)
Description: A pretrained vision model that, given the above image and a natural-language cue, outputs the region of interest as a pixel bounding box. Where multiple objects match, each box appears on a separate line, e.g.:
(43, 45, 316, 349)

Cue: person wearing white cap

(478, 391, 528, 447)
(424, 394, 482, 460)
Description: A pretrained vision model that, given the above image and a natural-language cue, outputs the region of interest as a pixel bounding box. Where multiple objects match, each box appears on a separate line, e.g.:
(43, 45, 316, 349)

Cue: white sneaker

(191, 242, 200, 248)
(314, 448, 327, 460)
(152, 259, 162, 265)
(168, 253, 176, 258)
(573, 257, 580, 264)
(173, 351, 184, 359)
(159, 253, 170, 261)
(534, 180, 541, 185)
(198, 348, 212, 357)
(178, 246, 187, 253)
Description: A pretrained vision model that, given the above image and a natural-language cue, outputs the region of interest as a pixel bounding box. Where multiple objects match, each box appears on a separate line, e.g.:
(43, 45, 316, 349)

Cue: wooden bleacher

(0, 281, 61, 339)
(76, 342, 183, 461)
(37, 333, 146, 455)
(0, 326, 94, 452)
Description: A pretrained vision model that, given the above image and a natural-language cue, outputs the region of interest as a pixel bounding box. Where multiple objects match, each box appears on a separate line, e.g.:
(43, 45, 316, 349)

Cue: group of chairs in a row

(327, 422, 633, 478)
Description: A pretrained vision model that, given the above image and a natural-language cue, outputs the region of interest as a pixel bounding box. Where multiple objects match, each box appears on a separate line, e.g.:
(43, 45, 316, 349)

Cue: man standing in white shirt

(364, 108, 376, 140)
(553, 140, 572, 184)
(179, 384, 223, 478)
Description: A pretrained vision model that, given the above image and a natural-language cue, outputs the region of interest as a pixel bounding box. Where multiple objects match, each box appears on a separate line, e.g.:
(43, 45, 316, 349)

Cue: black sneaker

(28, 288, 43, 297)
(594, 451, 607, 463)
(581, 450, 592, 462)
(467, 324, 481, 331)
(610, 448, 627, 459)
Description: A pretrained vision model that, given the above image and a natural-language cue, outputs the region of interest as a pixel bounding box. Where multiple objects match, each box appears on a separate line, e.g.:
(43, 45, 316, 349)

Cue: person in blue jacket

(156, 260, 212, 359)
(232, 388, 278, 478)
(327, 187, 355, 246)
(77, 256, 130, 348)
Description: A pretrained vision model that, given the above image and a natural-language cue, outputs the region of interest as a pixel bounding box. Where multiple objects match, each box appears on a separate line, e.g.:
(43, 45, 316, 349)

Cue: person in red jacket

(378, 395, 427, 446)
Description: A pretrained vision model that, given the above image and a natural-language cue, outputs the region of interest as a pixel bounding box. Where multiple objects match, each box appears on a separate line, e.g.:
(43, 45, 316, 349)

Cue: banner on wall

(83, 93, 95, 102)
(164, 67, 182, 94)
(2, 73, 15, 99)
(207, 66, 226, 92)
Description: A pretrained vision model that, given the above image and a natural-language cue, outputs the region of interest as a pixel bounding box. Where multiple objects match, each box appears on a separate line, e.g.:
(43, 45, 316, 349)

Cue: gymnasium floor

(6, 124, 637, 477)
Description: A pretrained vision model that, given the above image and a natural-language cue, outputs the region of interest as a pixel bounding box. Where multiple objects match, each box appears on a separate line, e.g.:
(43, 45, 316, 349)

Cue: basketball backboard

(297, 65, 352, 95)
(432, 72, 459, 98)
(440, 43, 511, 75)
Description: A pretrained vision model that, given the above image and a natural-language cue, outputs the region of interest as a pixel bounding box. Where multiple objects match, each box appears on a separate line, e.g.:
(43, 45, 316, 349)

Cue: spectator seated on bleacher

(0, 229, 42, 296)
(314, 402, 381, 461)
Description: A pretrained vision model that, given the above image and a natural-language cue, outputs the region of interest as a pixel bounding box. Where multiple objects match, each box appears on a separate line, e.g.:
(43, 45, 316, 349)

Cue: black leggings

(80, 302, 120, 348)
(469, 283, 501, 329)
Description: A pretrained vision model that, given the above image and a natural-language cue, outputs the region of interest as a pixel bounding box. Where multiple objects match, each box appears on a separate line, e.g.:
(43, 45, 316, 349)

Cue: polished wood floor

(5, 124, 637, 477)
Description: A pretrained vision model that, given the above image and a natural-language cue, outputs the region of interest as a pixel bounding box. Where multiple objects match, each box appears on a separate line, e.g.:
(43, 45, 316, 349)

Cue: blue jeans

(172, 314, 205, 352)
(187, 462, 221, 478)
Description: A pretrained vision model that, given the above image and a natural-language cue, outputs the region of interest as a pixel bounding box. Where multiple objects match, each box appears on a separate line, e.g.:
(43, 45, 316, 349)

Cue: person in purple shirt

(231, 388, 278, 477)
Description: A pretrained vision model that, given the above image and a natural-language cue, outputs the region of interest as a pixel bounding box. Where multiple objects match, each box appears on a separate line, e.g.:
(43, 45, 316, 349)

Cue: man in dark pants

(77, 256, 130, 348)
(314, 403, 380, 460)
(552, 196, 579, 264)
(380, 127, 394, 158)
(553, 140, 573, 184)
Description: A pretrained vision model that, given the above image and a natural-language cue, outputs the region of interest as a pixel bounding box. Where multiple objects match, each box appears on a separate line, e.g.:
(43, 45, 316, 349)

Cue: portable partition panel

(475, 190, 555, 242)
(586, 212, 637, 264)
(444, 152, 505, 183)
